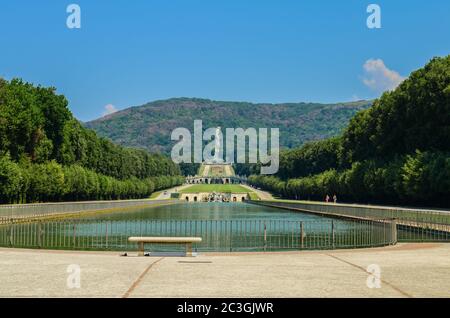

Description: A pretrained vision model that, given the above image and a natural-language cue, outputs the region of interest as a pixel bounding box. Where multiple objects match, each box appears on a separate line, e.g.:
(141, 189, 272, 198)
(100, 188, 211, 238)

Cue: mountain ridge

(85, 97, 372, 154)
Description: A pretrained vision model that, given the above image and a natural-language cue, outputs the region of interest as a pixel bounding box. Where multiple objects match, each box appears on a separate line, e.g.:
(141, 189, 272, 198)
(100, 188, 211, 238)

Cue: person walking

(325, 195, 330, 203)
(333, 194, 337, 204)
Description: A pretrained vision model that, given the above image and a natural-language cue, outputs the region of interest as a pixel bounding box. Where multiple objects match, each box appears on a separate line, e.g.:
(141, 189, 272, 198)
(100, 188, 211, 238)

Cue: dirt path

(1, 243, 449, 297)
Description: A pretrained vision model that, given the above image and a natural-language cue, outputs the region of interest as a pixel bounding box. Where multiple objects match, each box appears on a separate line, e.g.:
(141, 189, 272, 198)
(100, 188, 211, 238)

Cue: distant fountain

(207, 192, 231, 202)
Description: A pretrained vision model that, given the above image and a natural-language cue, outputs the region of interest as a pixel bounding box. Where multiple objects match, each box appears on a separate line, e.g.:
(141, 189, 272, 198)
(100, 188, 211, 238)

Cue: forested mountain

(0, 79, 183, 204)
(85, 98, 371, 154)
(249, 56, 450, 208)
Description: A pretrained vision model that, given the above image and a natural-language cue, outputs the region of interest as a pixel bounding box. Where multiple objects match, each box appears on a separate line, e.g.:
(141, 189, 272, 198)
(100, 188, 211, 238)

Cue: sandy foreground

(0, 243, 449, 298)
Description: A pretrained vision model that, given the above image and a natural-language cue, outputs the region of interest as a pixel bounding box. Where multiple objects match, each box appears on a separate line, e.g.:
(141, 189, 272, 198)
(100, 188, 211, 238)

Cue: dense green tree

(0, 78, 183, 204)
(0, 155, 22, 203)
(249, 56, 450, 208)
(27, 161, 65, 202)
(277, 137, 341, 179)
(342, 56, 450, 163)
(0, 79, 44, 161)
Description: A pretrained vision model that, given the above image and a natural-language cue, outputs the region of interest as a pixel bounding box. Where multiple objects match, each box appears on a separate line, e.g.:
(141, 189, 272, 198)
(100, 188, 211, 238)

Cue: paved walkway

(1, 243, 449, 297)
(242, 184, 274, 200)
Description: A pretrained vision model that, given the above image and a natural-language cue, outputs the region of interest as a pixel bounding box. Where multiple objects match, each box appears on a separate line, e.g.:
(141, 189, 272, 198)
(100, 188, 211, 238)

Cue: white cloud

(102, 104, 118, 116)
(362, 59, 405, 93)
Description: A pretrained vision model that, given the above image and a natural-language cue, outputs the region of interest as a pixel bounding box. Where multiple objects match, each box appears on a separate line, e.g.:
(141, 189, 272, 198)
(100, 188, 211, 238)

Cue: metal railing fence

(249, 201, 450, 242)
(0, 218, 396, 252)
(0, 200, 173, 223)
(250, 201, 450, 225)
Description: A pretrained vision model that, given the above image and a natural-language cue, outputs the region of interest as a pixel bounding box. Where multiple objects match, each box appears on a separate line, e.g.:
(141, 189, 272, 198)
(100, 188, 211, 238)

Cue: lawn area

(180, 184, 252, 193)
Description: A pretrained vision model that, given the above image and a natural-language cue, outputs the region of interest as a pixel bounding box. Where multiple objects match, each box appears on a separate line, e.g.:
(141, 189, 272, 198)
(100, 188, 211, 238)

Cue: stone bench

(128, 237, 202, 257)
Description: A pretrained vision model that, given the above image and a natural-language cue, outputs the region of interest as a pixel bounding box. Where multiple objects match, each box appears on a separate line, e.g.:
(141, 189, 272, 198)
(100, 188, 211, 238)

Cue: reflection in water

(69, 203, 369, 252)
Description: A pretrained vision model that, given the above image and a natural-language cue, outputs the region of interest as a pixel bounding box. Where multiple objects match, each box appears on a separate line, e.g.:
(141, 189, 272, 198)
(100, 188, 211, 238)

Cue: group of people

(325, 194, 338, 203)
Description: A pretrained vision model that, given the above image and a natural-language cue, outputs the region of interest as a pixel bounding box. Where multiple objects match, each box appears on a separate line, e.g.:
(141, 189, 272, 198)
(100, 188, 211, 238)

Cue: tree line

(248, 56, 450, 208)
(0, 78, 183, 204)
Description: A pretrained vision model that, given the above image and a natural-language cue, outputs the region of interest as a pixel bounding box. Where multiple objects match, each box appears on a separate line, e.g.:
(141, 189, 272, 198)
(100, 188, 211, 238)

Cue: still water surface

(85, 202, 332, 222)
(1, 203, 395, 252)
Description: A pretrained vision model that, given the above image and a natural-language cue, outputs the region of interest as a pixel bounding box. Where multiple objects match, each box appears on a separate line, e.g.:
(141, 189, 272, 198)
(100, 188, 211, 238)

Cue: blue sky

(1, 0, 449, 121)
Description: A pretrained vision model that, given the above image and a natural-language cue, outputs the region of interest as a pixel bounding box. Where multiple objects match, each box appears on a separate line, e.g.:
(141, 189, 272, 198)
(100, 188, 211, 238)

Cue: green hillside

(85, 99, 371, 154)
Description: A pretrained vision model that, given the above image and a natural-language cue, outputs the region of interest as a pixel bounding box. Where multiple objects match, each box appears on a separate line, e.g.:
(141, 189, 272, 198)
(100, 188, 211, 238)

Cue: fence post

(8, 223, 13, 247)
(264, 222, 267, 252)
(392, 218, 397, 245)
(38, 222, 43, 248)
(72, 222, 76, 247)
(229, 220, 233, 252)
(300, 222, 304, 249)
(370, 220, 374, 247)
(105, 221, 109, 249)
(331, 221, 335, 249)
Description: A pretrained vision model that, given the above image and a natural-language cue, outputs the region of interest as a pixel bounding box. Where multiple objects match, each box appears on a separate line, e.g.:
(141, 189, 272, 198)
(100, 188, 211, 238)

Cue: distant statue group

(207, 192, 232, 202)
